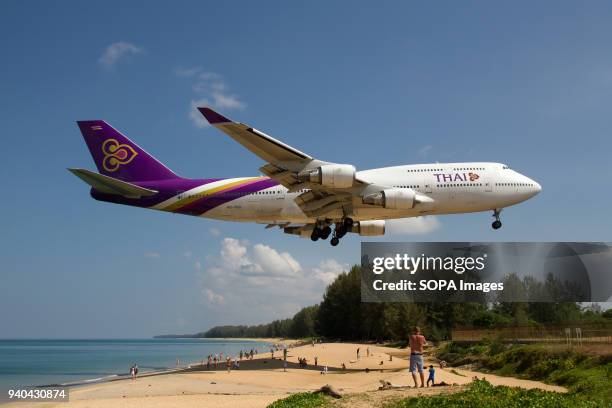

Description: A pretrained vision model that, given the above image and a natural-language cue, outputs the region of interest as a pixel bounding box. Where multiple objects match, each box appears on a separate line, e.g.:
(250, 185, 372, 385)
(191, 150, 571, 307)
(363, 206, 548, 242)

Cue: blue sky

(2, 1, 612, 338)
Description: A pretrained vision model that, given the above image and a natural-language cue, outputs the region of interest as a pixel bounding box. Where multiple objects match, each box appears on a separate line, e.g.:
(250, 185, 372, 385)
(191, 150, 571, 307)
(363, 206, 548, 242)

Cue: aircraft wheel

(336, 226, 347, 238)
(311, 229, 320, 241)
(330, 237, 340, 246)
(320, 226, 332, 240)
(492, 220, 502, 230)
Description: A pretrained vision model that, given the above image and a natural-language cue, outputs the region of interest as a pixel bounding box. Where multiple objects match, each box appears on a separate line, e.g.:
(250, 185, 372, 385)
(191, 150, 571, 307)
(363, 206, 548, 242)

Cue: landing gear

(312, 225, 332, 241)
(329, 221, 349, 246)
(343, 217, 354, 229)
(310, 229, 320, 241)
(492, 209, 502, 230)
(320, 226, 332, 240)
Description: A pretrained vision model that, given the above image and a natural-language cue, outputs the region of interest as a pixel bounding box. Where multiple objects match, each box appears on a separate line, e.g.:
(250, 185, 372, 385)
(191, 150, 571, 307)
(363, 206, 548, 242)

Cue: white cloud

(144, 252, 160, 258)
(209, 227, 221, 236)
(312, 259, 349, 284)
(177, 67, 245, 128)
(175, 66, 203, 77)
(212, 238, 301, 278)
(211, 91, 245, 109)
(189, 98, 210, 128)
(99, 42, 143, 70)
(251, 244, 302, 277)
(418, 144, 433, 157)
(386, 216, 441, 235)
(203, 288, 225, 306)
(194, 237, 348, 323)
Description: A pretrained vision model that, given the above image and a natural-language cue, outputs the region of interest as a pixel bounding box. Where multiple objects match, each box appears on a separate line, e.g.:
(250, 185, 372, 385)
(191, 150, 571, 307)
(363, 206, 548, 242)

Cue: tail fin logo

(101, 139, 138, 172)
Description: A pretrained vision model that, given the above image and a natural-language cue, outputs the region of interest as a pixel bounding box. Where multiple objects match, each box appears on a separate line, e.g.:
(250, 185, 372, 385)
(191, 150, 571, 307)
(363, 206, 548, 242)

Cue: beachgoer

(409, 326, 427, 388)
(314, 356, 318, 366)
(130, 365, 135, 380)
(427, 365, 435, 387)
(357, 347, 360, 359)
(226, 357, 232, 373)
(134, 364, 139, 377)
(367, 347, 370, 357)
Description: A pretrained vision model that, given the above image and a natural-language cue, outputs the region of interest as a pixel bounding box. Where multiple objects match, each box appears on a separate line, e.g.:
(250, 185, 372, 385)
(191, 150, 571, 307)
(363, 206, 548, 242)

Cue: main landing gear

(310, 225, 332, 241)
(312, 218, 354, 246)
(330, 218, 353, 247)
(492, 209, 502, 230)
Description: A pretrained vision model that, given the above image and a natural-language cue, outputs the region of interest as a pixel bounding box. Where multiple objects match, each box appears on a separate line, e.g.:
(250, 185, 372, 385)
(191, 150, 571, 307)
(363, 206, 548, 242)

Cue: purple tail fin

(77, 120, 179, 182)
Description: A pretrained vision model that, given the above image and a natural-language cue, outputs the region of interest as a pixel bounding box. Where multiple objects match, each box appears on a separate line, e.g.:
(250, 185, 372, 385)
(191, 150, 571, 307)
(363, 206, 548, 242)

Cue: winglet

(198, 107, 232, 124)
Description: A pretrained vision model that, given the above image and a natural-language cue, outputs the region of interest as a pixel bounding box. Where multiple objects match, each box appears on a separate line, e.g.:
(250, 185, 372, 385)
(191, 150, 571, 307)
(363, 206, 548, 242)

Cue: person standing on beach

(357, 347, 360, 359)
(226, 357, 232, 373)
(409, 326, 427, 388)
(283, 348, 288, 372)
(130, 365, 135, 380)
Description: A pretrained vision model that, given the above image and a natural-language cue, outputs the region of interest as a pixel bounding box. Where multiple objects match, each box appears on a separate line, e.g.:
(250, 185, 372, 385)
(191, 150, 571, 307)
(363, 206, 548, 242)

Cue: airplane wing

(198, 107, 430, 220)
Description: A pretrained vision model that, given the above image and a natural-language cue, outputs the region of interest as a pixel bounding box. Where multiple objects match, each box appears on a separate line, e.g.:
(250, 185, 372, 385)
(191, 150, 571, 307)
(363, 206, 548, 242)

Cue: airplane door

(422, 177, 432, 193)
(484, 178, 493, 192)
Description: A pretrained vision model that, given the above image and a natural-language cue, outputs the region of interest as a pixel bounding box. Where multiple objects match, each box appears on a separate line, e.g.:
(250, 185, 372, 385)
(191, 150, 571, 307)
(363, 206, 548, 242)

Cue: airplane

(69, 107, 541, 246)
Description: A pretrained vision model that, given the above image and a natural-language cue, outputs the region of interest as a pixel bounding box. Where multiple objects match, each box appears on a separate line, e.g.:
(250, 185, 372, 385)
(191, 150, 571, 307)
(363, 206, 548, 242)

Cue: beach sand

(2, 342, 566, 408)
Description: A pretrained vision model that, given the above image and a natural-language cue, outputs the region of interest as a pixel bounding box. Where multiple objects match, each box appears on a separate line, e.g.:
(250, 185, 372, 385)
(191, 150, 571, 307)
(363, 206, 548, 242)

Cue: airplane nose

(532, 180, 542, 195)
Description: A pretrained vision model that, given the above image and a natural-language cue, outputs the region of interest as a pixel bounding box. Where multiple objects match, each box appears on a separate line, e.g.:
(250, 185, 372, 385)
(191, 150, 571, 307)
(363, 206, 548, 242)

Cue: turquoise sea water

(0, 338, 269, 393)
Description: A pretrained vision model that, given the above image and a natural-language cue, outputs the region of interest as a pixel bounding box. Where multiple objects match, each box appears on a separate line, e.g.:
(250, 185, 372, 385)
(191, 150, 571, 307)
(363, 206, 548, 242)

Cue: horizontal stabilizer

(68, 168, 158, 198)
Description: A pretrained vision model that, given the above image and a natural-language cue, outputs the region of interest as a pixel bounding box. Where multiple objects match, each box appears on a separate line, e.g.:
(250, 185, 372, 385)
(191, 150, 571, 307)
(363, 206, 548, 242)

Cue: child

(427, 365, 435, 386)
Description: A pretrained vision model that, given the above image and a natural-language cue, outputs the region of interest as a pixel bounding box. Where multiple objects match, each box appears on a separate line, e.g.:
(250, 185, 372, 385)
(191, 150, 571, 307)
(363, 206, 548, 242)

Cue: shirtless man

(409, 326, 427, 387)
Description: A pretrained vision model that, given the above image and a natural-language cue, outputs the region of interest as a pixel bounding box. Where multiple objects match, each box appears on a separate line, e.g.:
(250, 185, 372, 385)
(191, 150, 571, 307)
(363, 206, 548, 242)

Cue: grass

(436, 341, 612, 405)
(386, 379, 605, 408)
(267, 392, 330, 408)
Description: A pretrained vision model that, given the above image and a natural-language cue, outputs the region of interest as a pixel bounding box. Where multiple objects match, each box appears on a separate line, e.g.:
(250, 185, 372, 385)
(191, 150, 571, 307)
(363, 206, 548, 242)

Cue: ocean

(0, 338, 270, 393)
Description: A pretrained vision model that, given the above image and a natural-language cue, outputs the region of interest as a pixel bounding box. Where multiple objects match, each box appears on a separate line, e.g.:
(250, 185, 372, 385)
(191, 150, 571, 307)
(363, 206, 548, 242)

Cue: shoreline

(31, 338, 283, 389)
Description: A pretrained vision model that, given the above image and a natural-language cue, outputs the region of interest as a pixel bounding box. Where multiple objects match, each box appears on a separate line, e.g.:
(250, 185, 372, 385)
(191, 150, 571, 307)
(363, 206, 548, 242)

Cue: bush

(267, 392, 328, 408)
(388, 379, 601, 408)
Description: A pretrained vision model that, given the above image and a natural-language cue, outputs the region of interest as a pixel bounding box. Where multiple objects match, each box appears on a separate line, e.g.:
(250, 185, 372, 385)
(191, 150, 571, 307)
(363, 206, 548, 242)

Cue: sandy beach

(2, 341, 566, 408)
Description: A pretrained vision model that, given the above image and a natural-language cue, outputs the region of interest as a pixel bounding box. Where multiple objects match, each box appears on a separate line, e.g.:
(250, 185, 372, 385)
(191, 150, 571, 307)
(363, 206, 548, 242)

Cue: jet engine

(298, 164, 356, 188)
(355, 220, 386, 236)
(362, 188, 415, 210)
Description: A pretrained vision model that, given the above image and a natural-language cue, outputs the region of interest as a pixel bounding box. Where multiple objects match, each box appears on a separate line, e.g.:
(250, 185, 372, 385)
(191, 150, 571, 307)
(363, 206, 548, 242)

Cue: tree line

(200, 265, 611, 341)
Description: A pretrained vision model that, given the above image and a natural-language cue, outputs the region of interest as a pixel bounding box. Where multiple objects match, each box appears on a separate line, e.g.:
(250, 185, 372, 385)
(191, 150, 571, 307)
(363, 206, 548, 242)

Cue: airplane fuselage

(91, 161, 541, 225)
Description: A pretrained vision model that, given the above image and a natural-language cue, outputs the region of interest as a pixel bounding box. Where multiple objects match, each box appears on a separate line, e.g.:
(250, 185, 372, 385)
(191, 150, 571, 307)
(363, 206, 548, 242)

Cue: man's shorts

(409, 354, 424, 373)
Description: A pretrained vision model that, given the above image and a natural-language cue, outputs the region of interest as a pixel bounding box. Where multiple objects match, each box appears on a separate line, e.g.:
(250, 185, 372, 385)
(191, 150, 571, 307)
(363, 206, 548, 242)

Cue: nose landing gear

(492, 209, 502, 230)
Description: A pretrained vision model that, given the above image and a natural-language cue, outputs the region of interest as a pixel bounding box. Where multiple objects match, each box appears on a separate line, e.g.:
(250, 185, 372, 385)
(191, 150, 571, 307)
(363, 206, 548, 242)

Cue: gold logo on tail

(101, 139, 138, 172)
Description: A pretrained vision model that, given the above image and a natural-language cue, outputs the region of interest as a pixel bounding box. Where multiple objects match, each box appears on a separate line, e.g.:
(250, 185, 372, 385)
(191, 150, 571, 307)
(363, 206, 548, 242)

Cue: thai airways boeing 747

(70, 107, 541, 246)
